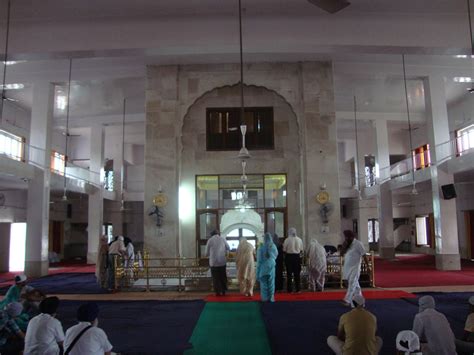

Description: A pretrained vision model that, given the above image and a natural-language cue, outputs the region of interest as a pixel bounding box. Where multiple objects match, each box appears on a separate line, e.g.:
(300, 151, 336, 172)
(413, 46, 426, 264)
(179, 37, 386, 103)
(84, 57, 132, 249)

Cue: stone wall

(145, 62, 341, 257)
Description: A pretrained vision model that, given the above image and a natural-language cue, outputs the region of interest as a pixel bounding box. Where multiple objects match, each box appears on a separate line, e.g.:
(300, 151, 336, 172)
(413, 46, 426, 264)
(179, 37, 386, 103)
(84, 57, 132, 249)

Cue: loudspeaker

(441, 184, 457, 200)
(67, 204, 72, 218)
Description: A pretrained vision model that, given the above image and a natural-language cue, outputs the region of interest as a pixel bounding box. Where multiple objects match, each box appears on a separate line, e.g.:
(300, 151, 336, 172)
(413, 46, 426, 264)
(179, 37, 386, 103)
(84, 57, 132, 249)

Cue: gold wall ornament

(316, 190, 330, 204)
(153, 193, 168, 207)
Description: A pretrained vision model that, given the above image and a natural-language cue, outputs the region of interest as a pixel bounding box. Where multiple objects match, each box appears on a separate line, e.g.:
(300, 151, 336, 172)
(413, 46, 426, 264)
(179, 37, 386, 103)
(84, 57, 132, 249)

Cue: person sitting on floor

(0, 275, 28, 309)
(257, 233, 278, 302)
(64, 302, 113, 355)
(0, 302, 25, 355)
(396, 330, 422, 355)
(327, 294, 383, 355)
(412, 295, 456, 355)
(454, 295, 474, 355)
(24, 296, 64, 355)
(235, 236, 256, 297)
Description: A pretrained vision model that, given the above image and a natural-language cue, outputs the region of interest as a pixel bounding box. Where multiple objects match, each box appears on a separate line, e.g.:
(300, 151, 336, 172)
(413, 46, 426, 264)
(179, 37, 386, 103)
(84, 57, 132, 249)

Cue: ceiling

(6, 0, 467, 20)
(0, 0, 472, 137)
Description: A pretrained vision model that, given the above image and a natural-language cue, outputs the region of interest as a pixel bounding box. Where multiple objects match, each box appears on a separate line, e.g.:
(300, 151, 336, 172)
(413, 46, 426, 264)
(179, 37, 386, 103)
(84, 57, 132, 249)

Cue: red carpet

(374, 254, 474, 287)
(205, 290, 415, 302)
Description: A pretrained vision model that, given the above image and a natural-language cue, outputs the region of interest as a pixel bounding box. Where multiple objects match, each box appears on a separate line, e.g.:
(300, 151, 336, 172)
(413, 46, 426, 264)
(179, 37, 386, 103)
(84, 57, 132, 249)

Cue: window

(102, 224, 113, 243)
(226, 228, 256, 251)
(103, 159, 114, 191)
(415, 216, 429, 246)
(206, 107, 274, 151)
(195, 174, 287, 257)
(365, 155, 376, 187)
(368, 219, 379, 243)
(350, 159, 356, 187)
(0, 129, 25, 161)
(456, 124, 474, 155)
(51, 151, 66, 175)
(412, 144, 431, 170)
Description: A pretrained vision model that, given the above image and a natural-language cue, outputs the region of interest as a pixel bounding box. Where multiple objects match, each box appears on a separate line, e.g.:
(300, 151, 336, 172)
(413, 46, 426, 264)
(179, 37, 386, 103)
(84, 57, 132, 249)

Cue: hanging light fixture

(236, 0, 251, 211)
(401, 54, 418, 195)
(353, 95, 362, 200)
(0, 0, 12, 124)
(62, 58, 73, 202)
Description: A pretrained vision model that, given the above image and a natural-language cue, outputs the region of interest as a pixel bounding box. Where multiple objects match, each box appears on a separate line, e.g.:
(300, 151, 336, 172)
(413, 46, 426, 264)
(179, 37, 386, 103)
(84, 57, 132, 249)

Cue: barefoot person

(341, 230, 368, 307)
(236, 237, 256, 297)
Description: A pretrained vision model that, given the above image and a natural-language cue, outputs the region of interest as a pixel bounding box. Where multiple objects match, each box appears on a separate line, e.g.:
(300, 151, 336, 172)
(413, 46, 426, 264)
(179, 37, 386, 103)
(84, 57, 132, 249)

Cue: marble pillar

(87, 125, 104, 263)
(0, 223, 10, 272)
(25, 82, 54, 277)
(375, 120, 395, 259)
(424, 74, 461, 270)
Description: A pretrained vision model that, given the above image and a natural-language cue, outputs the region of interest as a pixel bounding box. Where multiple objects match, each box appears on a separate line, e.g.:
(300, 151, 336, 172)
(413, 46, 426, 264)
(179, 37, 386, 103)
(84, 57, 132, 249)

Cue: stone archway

(220, 209, 265, 243)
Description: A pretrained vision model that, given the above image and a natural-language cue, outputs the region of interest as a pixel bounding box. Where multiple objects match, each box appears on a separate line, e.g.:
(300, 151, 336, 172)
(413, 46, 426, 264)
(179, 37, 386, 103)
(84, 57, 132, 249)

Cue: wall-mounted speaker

(441, 184, 457, 200)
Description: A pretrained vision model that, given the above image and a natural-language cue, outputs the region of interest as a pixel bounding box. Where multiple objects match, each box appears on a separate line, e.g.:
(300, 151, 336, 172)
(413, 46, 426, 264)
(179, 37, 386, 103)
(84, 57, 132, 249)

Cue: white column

(357, 200, 370, 251)
(0, 224, 11, 272)
(25, 82, 54, 277)
(111, 134, 124, 235)
(87, 125, 104, 263)
(375, 120, 395, 259)
(424, 74, 460, 270)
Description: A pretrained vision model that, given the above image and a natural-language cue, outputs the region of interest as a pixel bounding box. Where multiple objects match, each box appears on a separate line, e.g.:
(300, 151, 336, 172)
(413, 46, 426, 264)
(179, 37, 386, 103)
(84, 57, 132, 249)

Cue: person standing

(307, 238, 327, 292)
(24, 297, 64, 355)
(327, 295, 383, 355)
(107, 236, 126, 291)
(64, 303, 113, 355)
(341, 230, 368, 306)
(283, 227, 304, 293)
(205, 230, 230, 296)
(272, 234, 284, 292)
(235, 237, 256, 297)
(257, 233, 278, 302)
(412, 295, 457, 355)
(95, 235, 109, 289)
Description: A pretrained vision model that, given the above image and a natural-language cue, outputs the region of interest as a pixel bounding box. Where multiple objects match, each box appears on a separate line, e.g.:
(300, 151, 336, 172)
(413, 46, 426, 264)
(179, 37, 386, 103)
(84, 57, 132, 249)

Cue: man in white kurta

(235, 237, 256, 297)
(307, 238, 327, 292)
(342, 230, 367, 306)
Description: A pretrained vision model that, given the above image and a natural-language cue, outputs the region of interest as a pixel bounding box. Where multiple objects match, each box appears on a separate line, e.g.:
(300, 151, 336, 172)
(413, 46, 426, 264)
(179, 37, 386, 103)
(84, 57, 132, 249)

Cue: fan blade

(307, 0, 350, 13)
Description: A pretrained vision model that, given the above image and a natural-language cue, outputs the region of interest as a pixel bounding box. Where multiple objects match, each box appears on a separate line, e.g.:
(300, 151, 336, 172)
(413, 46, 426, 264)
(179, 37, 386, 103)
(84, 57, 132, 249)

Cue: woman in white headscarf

(236, 237, 256, 296)
(307, 238, 327, 292)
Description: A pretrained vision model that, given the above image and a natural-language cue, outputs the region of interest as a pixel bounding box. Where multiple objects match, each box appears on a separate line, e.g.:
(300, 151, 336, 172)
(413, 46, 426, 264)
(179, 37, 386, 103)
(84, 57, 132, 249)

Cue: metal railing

(113, 252, 375, 292)
(0, 141, 101, 187)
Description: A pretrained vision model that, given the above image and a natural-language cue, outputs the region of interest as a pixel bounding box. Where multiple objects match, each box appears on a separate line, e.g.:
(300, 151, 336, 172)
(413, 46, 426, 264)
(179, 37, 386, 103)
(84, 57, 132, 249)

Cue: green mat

(184, 302, 272, 355)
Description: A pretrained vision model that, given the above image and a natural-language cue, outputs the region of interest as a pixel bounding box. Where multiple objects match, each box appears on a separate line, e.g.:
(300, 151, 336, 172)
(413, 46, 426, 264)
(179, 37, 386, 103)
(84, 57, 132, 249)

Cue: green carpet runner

(184, 302, 272, 355)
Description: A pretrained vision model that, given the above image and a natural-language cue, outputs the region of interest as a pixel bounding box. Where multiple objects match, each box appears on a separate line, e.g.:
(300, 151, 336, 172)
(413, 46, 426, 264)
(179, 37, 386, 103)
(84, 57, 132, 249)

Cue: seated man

(455, 295, 474, 355)
(327, 294, 383, 354)
(64, 302, 113, 355)
(412, 295, 456, 355)
(0, 275, 28, 309)
(24, 297, 64, 355)
(396, 330, 422, 355)
(0, 302, 25, 354)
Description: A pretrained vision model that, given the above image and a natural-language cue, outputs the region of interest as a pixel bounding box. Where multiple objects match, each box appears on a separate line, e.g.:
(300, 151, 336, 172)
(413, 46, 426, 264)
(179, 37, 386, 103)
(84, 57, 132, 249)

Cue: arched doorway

(220, 209, 264, 250)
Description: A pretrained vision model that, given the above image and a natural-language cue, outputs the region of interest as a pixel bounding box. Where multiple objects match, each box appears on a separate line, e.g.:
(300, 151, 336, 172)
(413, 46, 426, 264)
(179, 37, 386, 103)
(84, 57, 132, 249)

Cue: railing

(113, 252, 375, 292)
(0, 141, 101, 187)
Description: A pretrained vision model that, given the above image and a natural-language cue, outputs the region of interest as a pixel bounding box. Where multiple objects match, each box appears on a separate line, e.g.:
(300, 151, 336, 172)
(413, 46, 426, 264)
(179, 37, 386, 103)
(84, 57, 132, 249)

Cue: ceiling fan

(307, 0, 351, 13)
